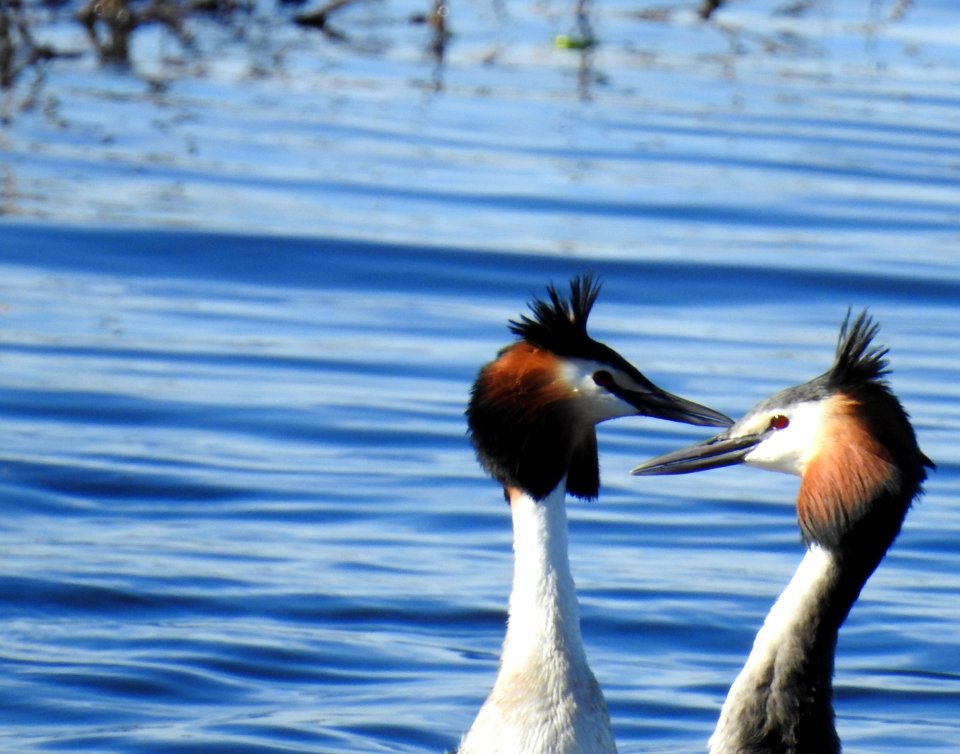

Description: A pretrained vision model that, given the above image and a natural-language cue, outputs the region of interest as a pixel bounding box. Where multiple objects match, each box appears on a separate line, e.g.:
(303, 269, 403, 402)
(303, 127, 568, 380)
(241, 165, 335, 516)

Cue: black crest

(508, 275, 601, 358)
(827, 310, 890, 391)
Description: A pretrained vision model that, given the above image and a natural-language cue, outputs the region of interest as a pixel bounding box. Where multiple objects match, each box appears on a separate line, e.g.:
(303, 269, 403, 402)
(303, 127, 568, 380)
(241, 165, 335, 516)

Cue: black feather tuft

(827, 309, 890, 391)
(508, 275, 601, 357)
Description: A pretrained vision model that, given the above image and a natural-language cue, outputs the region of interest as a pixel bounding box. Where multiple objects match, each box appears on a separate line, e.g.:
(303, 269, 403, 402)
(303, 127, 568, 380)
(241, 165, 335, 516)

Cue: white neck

(503, 485, 584, 665)
(458, 484, 616, 754)
(709, 546, 841, 754)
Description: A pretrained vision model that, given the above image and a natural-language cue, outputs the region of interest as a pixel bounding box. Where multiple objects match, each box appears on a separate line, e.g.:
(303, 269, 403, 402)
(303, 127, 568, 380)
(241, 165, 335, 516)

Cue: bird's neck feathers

(502, 484, 585, 665)
(467, 342, 600, 501)
(710, 546, 843, 754)
(457, 483, 615, 754)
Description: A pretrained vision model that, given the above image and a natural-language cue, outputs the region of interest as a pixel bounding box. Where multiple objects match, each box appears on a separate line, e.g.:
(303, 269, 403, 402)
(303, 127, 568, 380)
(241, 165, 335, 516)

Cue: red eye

(769, 414, 790, 430)
(593, 370, 613, 388)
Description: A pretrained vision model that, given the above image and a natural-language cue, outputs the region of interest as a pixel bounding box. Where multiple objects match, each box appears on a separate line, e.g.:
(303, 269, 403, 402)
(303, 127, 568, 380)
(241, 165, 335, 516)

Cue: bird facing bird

(459, 276, 731, 754)
(632, 311, 933, 754)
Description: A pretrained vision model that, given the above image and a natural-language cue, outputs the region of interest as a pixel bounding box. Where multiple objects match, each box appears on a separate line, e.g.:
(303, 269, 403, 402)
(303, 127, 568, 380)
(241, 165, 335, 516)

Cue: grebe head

(467, 275, 732, 502)
(633, 311, 933, 548)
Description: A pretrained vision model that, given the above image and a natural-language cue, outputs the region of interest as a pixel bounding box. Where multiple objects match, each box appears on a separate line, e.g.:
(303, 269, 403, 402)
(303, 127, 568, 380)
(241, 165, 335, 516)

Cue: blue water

(2, 1, 960, 752)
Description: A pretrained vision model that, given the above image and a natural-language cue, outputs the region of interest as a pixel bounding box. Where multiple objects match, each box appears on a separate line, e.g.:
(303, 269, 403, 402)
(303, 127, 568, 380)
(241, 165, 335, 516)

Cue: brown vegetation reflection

(0, 0, 930, 121)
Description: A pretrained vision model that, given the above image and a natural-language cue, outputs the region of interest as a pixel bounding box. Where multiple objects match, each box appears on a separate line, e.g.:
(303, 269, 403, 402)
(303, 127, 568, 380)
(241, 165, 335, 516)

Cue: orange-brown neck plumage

(469, 341, 599, 501)
(798, 392, 902, 550)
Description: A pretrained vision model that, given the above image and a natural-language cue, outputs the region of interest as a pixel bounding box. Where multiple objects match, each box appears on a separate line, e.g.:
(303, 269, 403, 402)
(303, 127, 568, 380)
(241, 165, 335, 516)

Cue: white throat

(458, 483, 617, 754)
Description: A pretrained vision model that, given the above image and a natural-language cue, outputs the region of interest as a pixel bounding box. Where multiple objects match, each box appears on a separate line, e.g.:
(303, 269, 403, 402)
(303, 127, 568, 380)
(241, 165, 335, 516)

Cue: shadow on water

(6, 224, 960, 306)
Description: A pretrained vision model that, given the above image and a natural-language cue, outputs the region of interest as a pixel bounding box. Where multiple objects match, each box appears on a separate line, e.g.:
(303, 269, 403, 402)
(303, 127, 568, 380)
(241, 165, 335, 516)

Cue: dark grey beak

(631, 430, 763, 475)
(626, 385, 733, 428)
(597, 352, 732, 428)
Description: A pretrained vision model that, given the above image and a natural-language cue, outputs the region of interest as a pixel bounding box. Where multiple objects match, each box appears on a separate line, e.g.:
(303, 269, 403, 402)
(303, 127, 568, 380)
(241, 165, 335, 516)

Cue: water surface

(1, 1, 959, 752)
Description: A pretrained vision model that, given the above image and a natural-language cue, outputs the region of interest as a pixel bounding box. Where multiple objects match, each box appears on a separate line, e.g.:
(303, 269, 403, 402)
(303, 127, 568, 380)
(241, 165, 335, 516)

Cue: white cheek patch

(743, 401, 827, 477)
(563, 358, 639, 421)
(565, 358, 622, 397)
(561, 358, 598, 394)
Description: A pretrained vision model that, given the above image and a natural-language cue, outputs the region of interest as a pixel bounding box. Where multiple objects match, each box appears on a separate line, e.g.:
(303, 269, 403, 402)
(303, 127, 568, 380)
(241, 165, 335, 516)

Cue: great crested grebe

(633, 311, 933, 754)
(459, 276, 731, 754)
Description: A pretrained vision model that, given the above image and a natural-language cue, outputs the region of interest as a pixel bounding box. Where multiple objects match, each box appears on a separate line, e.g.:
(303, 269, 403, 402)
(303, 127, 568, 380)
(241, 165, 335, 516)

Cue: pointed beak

(631, 429, 763, 475)
(617, 383, 733, 428)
